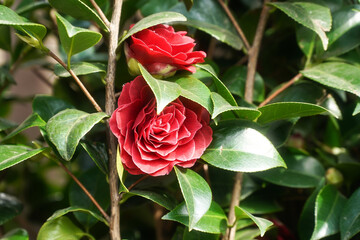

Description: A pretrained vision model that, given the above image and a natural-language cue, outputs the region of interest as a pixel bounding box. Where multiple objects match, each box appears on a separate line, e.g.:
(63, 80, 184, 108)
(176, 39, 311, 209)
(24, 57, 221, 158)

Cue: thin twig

(217, 0, 251, 51)
(32, 67, 52, 88)
(244, 0, 270, 103)
(89, 0, 110, 28)
(57, 161, 110, 222)
(224, 2, 271, 240)
(48, 50, 103, 112)
(259, 73, 302, 107)
(106, 0, 123, 239)
(128, 175, 149, 192)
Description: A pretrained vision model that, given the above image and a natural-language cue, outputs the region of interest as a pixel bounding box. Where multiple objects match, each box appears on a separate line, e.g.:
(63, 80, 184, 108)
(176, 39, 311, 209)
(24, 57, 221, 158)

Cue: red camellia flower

(109, 76, 213, 176)
(125, 24, 206, 78)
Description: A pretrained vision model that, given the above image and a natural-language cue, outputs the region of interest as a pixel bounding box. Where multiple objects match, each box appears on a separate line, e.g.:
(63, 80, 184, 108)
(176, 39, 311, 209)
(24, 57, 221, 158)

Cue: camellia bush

(1, 0, 360, 239)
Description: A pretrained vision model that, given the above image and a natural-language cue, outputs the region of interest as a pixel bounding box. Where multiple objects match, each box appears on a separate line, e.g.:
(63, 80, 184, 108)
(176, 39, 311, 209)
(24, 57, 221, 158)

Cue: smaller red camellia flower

(125, 24, 206, 78)
(109, 76, 212, 176)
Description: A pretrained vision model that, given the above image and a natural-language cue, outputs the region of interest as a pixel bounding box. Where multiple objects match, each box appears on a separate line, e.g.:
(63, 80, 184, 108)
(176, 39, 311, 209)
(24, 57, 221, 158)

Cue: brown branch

(224, 2, 271, 240)
(244, 0, 270, 103)
(106, 0, 123, 239)
(217, 0, 250, 51)
(48, 50, 103, 112)
(89, 0, 110, 28)
(58, 161, 110, 222)
(259, 73, 302, 107)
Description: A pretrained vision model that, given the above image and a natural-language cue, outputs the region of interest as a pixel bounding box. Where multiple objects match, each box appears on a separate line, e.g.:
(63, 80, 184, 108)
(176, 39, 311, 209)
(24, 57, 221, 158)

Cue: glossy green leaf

(47, 206, 108, 226)
(0, 145, 45, 171)
(16, 1, 50, 15)
(298, 179, 326, 240)
(302, 62, 360, 97)
(129, 190, 176, 210)
(37, 216, 87, 240)
(235, 227, 262, 240)
(270, 2, 331, 50)
(0, 5, 47, 40)
(1, 228, 28, 240)
(81, 141, 108, 175)
(54, 62, 106, 78)
(0, 193, 23, 225)
(241, 194, 283, 214)
(353, 101, 360, 116)
(162, 201, 227, 234)
(340, 187, 360, 240)
(181, 20, 243, 50)
(296, 26, 317, 60)
(211, 92, 261, 120)
(174, 167, 212, 230)
(201, 121, 286, 172)
(222, 65, 265, 102)
(32, 95, 74, 122)
(139, 64, 181, 114)
(0, 118, 17, 132)
(46, 109, 107, 160)
(48, 0, 108, 31)
(56, 13, 102, 61)
(119, 11, 187, 45)
(320, 5, 360, 58)
(182, 229, 218, 240)
(235, 206, 273, 237)
(311, 185, 347, 240)
(69, 168, 109, 228)
(257, 102, 330, 124)
(253, 149, 325, 188)
(1, 113, 46, 142)
(175, 76, 213, 114)
(116, 146, 128, 193)
(197, 64, 237, 106)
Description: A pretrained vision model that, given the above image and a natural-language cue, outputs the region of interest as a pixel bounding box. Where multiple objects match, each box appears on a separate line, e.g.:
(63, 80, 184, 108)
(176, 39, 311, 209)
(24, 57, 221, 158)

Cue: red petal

(133, 29, 172, 53)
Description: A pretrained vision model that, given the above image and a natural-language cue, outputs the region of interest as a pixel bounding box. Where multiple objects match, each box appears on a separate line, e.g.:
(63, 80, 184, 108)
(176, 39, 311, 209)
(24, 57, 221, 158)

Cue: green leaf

(270, 2, 331, 50)
(1, 113, 46, 142)
(46, 109, 107, 160)
(116, 146, 128, 193)
(311, 185, 347, 240)
(196, 64, 237, 106)
(182, 229, 219, 240)
(128, 190, 176, 210)
(47, 206, 108, 226)
(181, 20, 243, 50)
(48, 0, 108, 31)
(241, 193, 283, 214)
(1, 228, 28, 240)
(0, 118, 17, 132)
(257, 102, 330, 124)
(340, 187, 360, 240)
(201, 121, 286, 172)
(0, 5, 47, 41)
(54, 62, 106, 78)
(139, 64, 181, 114)
(56, 13, 102, 62)
(0, 26, 11, 51)
(211, 92, 261, 120)
(37, 216, 87, 240)
(235, 227, 262, 240)
(69, 168, 109, 228)
(0, 145, 45, 171)
(16, 1, 50, 15)
(319, 5, 360, 58)
(222, 65, 265, 102)
(0, 193, 23, 225)
(162, 201, 227, 234)
(183, 0, 193, 11)
(32, 95, 74, 122)
(298, 179, 326, 240)
(235, 206, 273, 237)
(119, 11, 187, 45)
(174, 167, 212, 230)
(81, 141, 108, 175)
(353, 101, 360, 116)
(253, 149, 325, 188)
(302, 62, 360, 97)
(175, 76, 213, 114)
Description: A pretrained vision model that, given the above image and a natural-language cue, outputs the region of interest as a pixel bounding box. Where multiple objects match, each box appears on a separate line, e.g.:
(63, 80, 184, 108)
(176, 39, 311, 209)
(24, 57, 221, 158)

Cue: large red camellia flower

(109, 76, 212, 176)
(125, 24, 206, 78)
